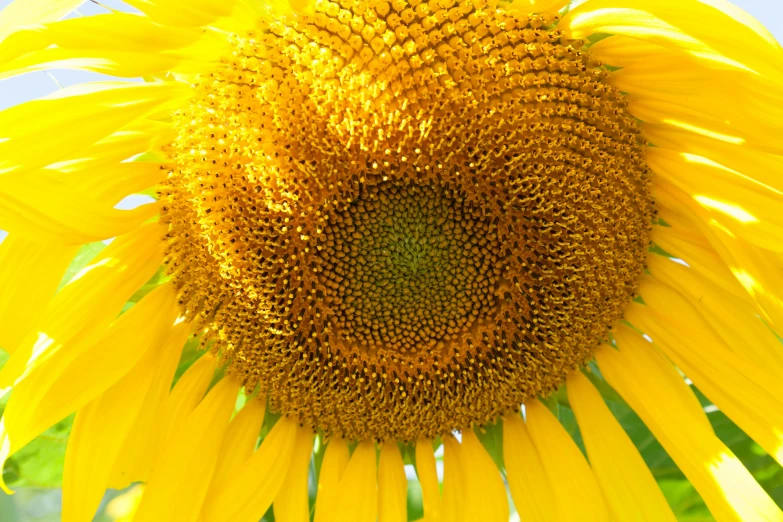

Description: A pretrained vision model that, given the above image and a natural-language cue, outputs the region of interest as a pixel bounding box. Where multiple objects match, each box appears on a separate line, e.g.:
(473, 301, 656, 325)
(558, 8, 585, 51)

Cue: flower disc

(162, 0, 654, 441)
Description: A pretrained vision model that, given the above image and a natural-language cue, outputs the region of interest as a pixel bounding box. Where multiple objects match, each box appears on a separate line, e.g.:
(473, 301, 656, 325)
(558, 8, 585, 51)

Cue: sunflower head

(161, 0, 653, 441)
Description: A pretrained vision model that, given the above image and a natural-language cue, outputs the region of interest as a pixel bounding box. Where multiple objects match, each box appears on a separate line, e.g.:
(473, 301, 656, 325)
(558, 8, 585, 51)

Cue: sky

(0, 0, 780, 242)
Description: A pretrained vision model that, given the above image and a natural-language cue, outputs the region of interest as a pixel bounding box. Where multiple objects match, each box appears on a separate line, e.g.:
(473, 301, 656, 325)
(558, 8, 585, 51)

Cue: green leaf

(3, 415, 73, 489)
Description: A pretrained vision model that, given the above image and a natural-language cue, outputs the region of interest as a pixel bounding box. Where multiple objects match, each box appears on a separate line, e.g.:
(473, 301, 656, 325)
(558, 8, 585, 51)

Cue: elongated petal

(332, 442, 378, 522)
(0, 222, 165, 390)
(378, 443, 407, 522)
(460, 430, 508, 522)
(599, 327, 783, 521)
(210, 399, 266, 487)
(123, 0, 236, 27)
(0, 81, 189, 177)
(503, 412, 560, 522)
(647, 148, 783, 252)
(199, 417, 299, 522)
(567, 371, 676, 522)
(0, 235, 77, 353)
(274, 426, 315, 522)
(648, 254, 783, 374)
(133, 377, 240, 522)
(0, 174, 159, 244)
(562, 0, 783, 81)
(509, 0, 569, 14)
(0, 0, 82, 42)
(441, 436, 464, 522)
(526, 400, 611, 521)
(415, 438, 442, 521)
(62, 310, 182, 522)
(629, 282, 783, 469)
(106, 324, 191, 489)
(314, 439, 350, 522)
(153, 353, 217, 462)
(0, 284, 180, 494)
(655, 183, 783, 331)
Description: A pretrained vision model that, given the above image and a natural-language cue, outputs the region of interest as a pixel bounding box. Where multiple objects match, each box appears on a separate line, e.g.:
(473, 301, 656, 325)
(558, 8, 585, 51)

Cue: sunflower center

(318, 182, 503, 354)
(161, 0, 654, 441)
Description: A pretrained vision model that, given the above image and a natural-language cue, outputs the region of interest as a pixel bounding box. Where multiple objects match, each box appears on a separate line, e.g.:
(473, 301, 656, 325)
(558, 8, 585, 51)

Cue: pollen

(161, 0, 654, 442)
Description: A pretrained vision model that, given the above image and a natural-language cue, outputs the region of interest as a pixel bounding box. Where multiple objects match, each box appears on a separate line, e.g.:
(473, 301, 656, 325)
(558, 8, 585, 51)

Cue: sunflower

(0, 0, 782, 519)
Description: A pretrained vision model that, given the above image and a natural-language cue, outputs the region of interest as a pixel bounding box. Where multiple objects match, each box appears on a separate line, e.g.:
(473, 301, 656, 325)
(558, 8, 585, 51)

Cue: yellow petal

(525, 400, 611, 522)
(0, 13, 228, 80)
(651, 223, 754, 308)
(378, 443, 407, 522)
(630, 282, 783, 470)
(503, 412, 560, 522)
(153, 353, 217, 462)
(133, 377, 240, 522)
(562, 0, 783, 81)
(123, 0, 236, 27)
(416, 438, 442, 521)
(62, 309, 182, 522)
(459, 430, 508, 522)
(647, 254, 783, 374)
(0, 235, 77, 353)
(314, 438, 350, 522)
(199, 417, 299, 522)
(274, 426, 315, 522)
(332, 442, 378, 522)
(0, 222, 165, 389)
(0, 0, 82, 42)
(0, 284, 180, 490)
(0, 173, 159, 244)
(567, 371, 676, 522)
(508, 0, 569, 14)
(210, 398, 266, 487)
(441, 436, 464, 522)
(0, 81, 189, 177)
(106, 324, 190, 489)
(599, 327, 783, 521)
(648, 149, 783, 252)
(655, 182, 783, 330)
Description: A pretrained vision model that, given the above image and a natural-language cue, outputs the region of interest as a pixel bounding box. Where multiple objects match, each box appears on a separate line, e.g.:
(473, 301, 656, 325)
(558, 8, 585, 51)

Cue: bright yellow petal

(153, 353, 217, 462)
(200, 417, 298, 522)
(106, 324, 190, 489)
(508, 0, 569, 14)
(0, 284, 180, 490)
(332, 442, 378, 522)
(0, 13, 215, 79)
(313, 439, 350, 522)
(441, 436, 464, 522)
(415, 438, 442, 521)
(563, 0, 783, 80)
(123, 0, 236, 27)
(648, 254, 783, 374)
(0, 235, 77, 353)
(0, 81, 189, 177)
(0, 222, 165, 390)
(525, 400, 611, 522)
(567, 371, 677, 522)
(459, 430, 509, 522)
(0, 0, 82, 42)
(210, 398, 266, 487)
(654, 182, 783, 330)
(648, 149, 783, 252)
(630, 281, 783, 471)
(599, 327, 783, 522)
(0, 174, 159, 244)
(133, 377, 240, 522)
(378, 443, 407, 522)
(62, 311, 183, 522)
(274, 426, 315, 522)
(503, 412, 560, 522)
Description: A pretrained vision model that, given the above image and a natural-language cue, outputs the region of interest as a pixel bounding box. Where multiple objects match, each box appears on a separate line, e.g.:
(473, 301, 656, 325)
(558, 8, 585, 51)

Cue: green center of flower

(161, 0, 653, 441)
